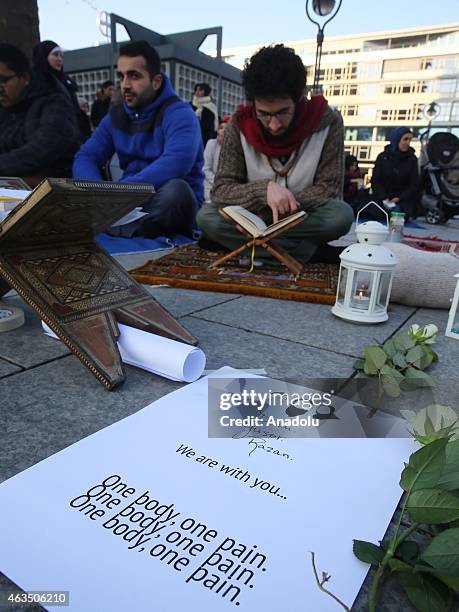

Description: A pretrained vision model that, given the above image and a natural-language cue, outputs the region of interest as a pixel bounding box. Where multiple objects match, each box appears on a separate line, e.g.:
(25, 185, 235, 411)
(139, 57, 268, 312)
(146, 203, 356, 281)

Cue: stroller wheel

(425, 208, 445, 224)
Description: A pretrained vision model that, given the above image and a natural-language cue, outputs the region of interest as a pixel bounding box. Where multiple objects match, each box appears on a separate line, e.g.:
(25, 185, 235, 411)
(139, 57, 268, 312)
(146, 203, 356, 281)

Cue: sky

(37, 0, 459, 52)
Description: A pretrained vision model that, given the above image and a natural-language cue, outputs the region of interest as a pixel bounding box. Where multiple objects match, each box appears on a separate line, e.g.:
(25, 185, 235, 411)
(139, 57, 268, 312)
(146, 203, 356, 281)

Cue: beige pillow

(386, 243, 458, 309)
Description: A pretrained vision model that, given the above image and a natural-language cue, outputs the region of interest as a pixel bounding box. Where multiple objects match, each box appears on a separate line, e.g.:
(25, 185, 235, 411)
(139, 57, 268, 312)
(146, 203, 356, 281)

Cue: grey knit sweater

(211, 105, 344, 215)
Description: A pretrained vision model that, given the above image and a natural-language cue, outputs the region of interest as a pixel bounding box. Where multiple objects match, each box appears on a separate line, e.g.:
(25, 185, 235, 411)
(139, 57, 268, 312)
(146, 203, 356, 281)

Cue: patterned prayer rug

(130, 245, 340, 304)
(404, 235, 458, 255)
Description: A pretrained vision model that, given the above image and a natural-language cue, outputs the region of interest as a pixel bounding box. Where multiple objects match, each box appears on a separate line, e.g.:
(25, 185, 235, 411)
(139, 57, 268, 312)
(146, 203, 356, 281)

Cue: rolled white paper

(41, 321, 206, 383)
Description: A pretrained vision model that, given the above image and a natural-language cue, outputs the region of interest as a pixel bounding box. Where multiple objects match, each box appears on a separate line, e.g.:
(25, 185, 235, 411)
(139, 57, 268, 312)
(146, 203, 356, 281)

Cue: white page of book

(0, 368, 415, 611)
(0, 188, 30, 200)
(111, 207, 149, 227)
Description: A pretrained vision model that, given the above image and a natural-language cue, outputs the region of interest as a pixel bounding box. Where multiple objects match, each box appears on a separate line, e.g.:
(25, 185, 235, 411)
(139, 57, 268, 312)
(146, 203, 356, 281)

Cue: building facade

(63, 17, 244, 117)
(221, 23, 459, 170)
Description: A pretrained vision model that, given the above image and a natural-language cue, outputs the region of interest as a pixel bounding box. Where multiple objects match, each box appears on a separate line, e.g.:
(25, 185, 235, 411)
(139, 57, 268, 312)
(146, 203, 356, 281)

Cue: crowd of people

(0, 38, 434, 260)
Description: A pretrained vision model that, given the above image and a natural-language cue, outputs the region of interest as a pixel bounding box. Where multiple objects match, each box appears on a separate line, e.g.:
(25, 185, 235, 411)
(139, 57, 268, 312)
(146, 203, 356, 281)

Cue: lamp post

(305, 0, 343, 95)
(420, 101, 441, 143)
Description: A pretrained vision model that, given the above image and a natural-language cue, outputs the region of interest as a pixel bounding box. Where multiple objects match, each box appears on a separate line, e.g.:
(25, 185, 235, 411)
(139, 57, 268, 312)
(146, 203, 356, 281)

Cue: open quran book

(222, 206, 305, 238)
(0, 178, 197, 389)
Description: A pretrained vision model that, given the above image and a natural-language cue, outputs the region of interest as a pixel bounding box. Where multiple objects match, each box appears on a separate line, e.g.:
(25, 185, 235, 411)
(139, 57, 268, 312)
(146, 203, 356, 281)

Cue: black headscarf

(33, 40, 66, 83)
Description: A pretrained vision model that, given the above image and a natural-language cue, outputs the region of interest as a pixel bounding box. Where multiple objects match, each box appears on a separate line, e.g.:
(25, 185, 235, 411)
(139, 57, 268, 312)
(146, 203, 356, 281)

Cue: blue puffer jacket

(73, 74, 204, 201)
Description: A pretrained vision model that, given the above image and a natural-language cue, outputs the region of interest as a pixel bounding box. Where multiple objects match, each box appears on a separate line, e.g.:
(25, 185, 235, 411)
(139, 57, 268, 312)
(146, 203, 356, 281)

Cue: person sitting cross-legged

(73, 40, 204, 238)
(197, 44, 353, 263)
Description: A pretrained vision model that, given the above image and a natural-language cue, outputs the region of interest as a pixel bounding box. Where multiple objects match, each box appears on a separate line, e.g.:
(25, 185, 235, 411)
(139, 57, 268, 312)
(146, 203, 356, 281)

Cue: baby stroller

(421, 132, 459, 224)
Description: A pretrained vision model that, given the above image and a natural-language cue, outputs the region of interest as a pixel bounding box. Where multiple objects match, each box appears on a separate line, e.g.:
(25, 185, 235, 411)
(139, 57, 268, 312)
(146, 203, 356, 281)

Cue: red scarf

(235, 96, 327, 158)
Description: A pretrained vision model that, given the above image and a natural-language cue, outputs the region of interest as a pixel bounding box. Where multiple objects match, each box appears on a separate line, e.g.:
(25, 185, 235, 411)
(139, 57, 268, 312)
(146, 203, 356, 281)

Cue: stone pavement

(0, 218, 458, 611)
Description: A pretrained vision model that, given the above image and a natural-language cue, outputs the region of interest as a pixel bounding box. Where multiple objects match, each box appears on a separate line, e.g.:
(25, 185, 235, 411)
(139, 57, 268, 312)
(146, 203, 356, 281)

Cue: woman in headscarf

(32, 40, 85, 142)
(371, 127, 420, 220)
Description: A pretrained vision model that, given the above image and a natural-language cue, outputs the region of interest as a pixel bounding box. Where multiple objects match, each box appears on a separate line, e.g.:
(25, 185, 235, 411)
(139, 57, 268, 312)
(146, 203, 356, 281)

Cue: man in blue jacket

(73, 40, 204, 238)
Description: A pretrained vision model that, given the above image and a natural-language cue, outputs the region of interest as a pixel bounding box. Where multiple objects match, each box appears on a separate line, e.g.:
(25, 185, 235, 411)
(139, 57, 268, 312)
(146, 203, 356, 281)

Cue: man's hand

(267, 181, 300, 223)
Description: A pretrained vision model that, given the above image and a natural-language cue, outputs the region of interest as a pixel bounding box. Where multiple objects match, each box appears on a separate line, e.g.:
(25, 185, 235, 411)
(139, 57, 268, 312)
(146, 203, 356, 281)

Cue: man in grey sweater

(197, 44, 353, 263)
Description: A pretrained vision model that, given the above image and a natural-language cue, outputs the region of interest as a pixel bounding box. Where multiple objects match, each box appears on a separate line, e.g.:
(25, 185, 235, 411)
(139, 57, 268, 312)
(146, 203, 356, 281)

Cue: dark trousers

(108, 178, 200, 238)
(197, 199, 354, 263)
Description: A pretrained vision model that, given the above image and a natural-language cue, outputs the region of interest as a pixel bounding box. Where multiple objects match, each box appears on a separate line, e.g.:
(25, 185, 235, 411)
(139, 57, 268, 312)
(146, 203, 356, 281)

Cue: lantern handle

(356, 201, 389, 228)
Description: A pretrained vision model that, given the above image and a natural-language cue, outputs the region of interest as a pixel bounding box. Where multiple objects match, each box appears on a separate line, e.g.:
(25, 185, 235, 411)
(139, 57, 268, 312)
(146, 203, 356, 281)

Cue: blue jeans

(108, 178, 200, 238)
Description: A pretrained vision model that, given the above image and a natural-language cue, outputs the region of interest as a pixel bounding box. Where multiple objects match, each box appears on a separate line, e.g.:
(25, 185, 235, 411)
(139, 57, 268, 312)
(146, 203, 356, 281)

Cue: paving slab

(0, 354, 181, 483)
(0, 296, 70, 368)
(0, 358, 21, 379)
(191, 295, 417, 357)
(180, 315, 356, 380)
(146, 286, 240, 318)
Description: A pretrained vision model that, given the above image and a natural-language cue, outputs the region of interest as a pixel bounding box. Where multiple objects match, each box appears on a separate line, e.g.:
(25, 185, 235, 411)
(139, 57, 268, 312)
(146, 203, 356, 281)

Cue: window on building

(438, 79, 457, 94)
(344, 127, 373, 141)
(378, 105, 423, 121)
(357, 146, 371, 161)
(384, 57, 422, 74)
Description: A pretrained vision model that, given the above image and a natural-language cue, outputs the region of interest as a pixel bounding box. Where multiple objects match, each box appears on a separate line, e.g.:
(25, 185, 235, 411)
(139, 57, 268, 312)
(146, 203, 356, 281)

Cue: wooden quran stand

(210, 209, 304, 276)
(0, 178, 198, 390)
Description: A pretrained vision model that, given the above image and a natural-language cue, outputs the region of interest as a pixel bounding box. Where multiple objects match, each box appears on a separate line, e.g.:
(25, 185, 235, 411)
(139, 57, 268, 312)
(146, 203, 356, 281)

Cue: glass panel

(350, 270, 374, 311)
(337, 267, 348, 305)
(376, 272, 392, 310)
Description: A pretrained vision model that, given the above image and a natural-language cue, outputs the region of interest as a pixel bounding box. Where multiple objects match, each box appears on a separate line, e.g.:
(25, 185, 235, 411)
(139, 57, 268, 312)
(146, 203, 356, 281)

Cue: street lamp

(305, 0, 343, 95)
(421, 101, 441, 143)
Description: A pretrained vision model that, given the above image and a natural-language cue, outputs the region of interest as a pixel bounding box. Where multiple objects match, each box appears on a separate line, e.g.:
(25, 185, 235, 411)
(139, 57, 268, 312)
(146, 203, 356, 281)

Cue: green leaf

(354, 358, 364, 371)
(353, 539, 385, 565)
(425, 345, 439, 363)
(398, 571, 452, 612)
(381, 378, 401, 398)
(421, 528, 459, 576)
(398, 540, 420, 562)
(406, 345, 426, 365)
(404, 367, 436, 388)
(381, 363, 404, 382)
(438, 440, 459, 492)
(416, 347, 435, 370)
(400, 438, 448, 493)
(407, 488, 459, 524)
(364, 346, 387, 372)
(389, 558, 414, 572)
(416, 564, 459, 593)
(433, 572, 459, 595)
(383, 338, 397, 358)
(392, 352, 407, 369)
(394, 332, 416, 352)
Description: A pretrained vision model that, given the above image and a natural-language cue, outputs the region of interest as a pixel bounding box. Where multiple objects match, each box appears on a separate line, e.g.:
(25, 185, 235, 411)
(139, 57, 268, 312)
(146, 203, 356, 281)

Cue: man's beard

(259, 111, 297, 141)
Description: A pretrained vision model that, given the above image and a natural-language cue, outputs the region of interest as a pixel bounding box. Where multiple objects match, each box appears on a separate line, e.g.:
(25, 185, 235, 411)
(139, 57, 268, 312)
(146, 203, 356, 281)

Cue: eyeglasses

(255, 107, 294, 123)
(0, 74, 18, 87)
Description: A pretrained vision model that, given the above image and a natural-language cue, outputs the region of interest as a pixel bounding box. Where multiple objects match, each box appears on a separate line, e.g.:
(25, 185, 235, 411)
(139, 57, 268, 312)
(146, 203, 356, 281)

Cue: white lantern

(445, 273, 459, 339)
(331, 203, 397, 324)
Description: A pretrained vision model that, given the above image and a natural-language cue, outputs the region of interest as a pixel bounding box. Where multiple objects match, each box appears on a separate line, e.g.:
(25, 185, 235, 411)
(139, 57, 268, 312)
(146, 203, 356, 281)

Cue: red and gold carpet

(130, 245, 340, 304)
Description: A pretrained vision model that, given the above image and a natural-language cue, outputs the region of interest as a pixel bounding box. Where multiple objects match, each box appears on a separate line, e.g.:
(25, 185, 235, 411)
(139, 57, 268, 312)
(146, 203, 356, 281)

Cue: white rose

(422, 324, 438, 344)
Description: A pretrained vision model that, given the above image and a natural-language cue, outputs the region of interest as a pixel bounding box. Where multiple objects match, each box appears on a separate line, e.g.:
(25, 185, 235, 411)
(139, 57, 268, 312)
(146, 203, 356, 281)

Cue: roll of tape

(0, 302, 25, 332)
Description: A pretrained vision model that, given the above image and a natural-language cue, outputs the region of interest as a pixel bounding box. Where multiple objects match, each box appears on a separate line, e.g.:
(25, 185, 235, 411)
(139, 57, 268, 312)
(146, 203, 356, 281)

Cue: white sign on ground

(0, 368, 414, 611)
